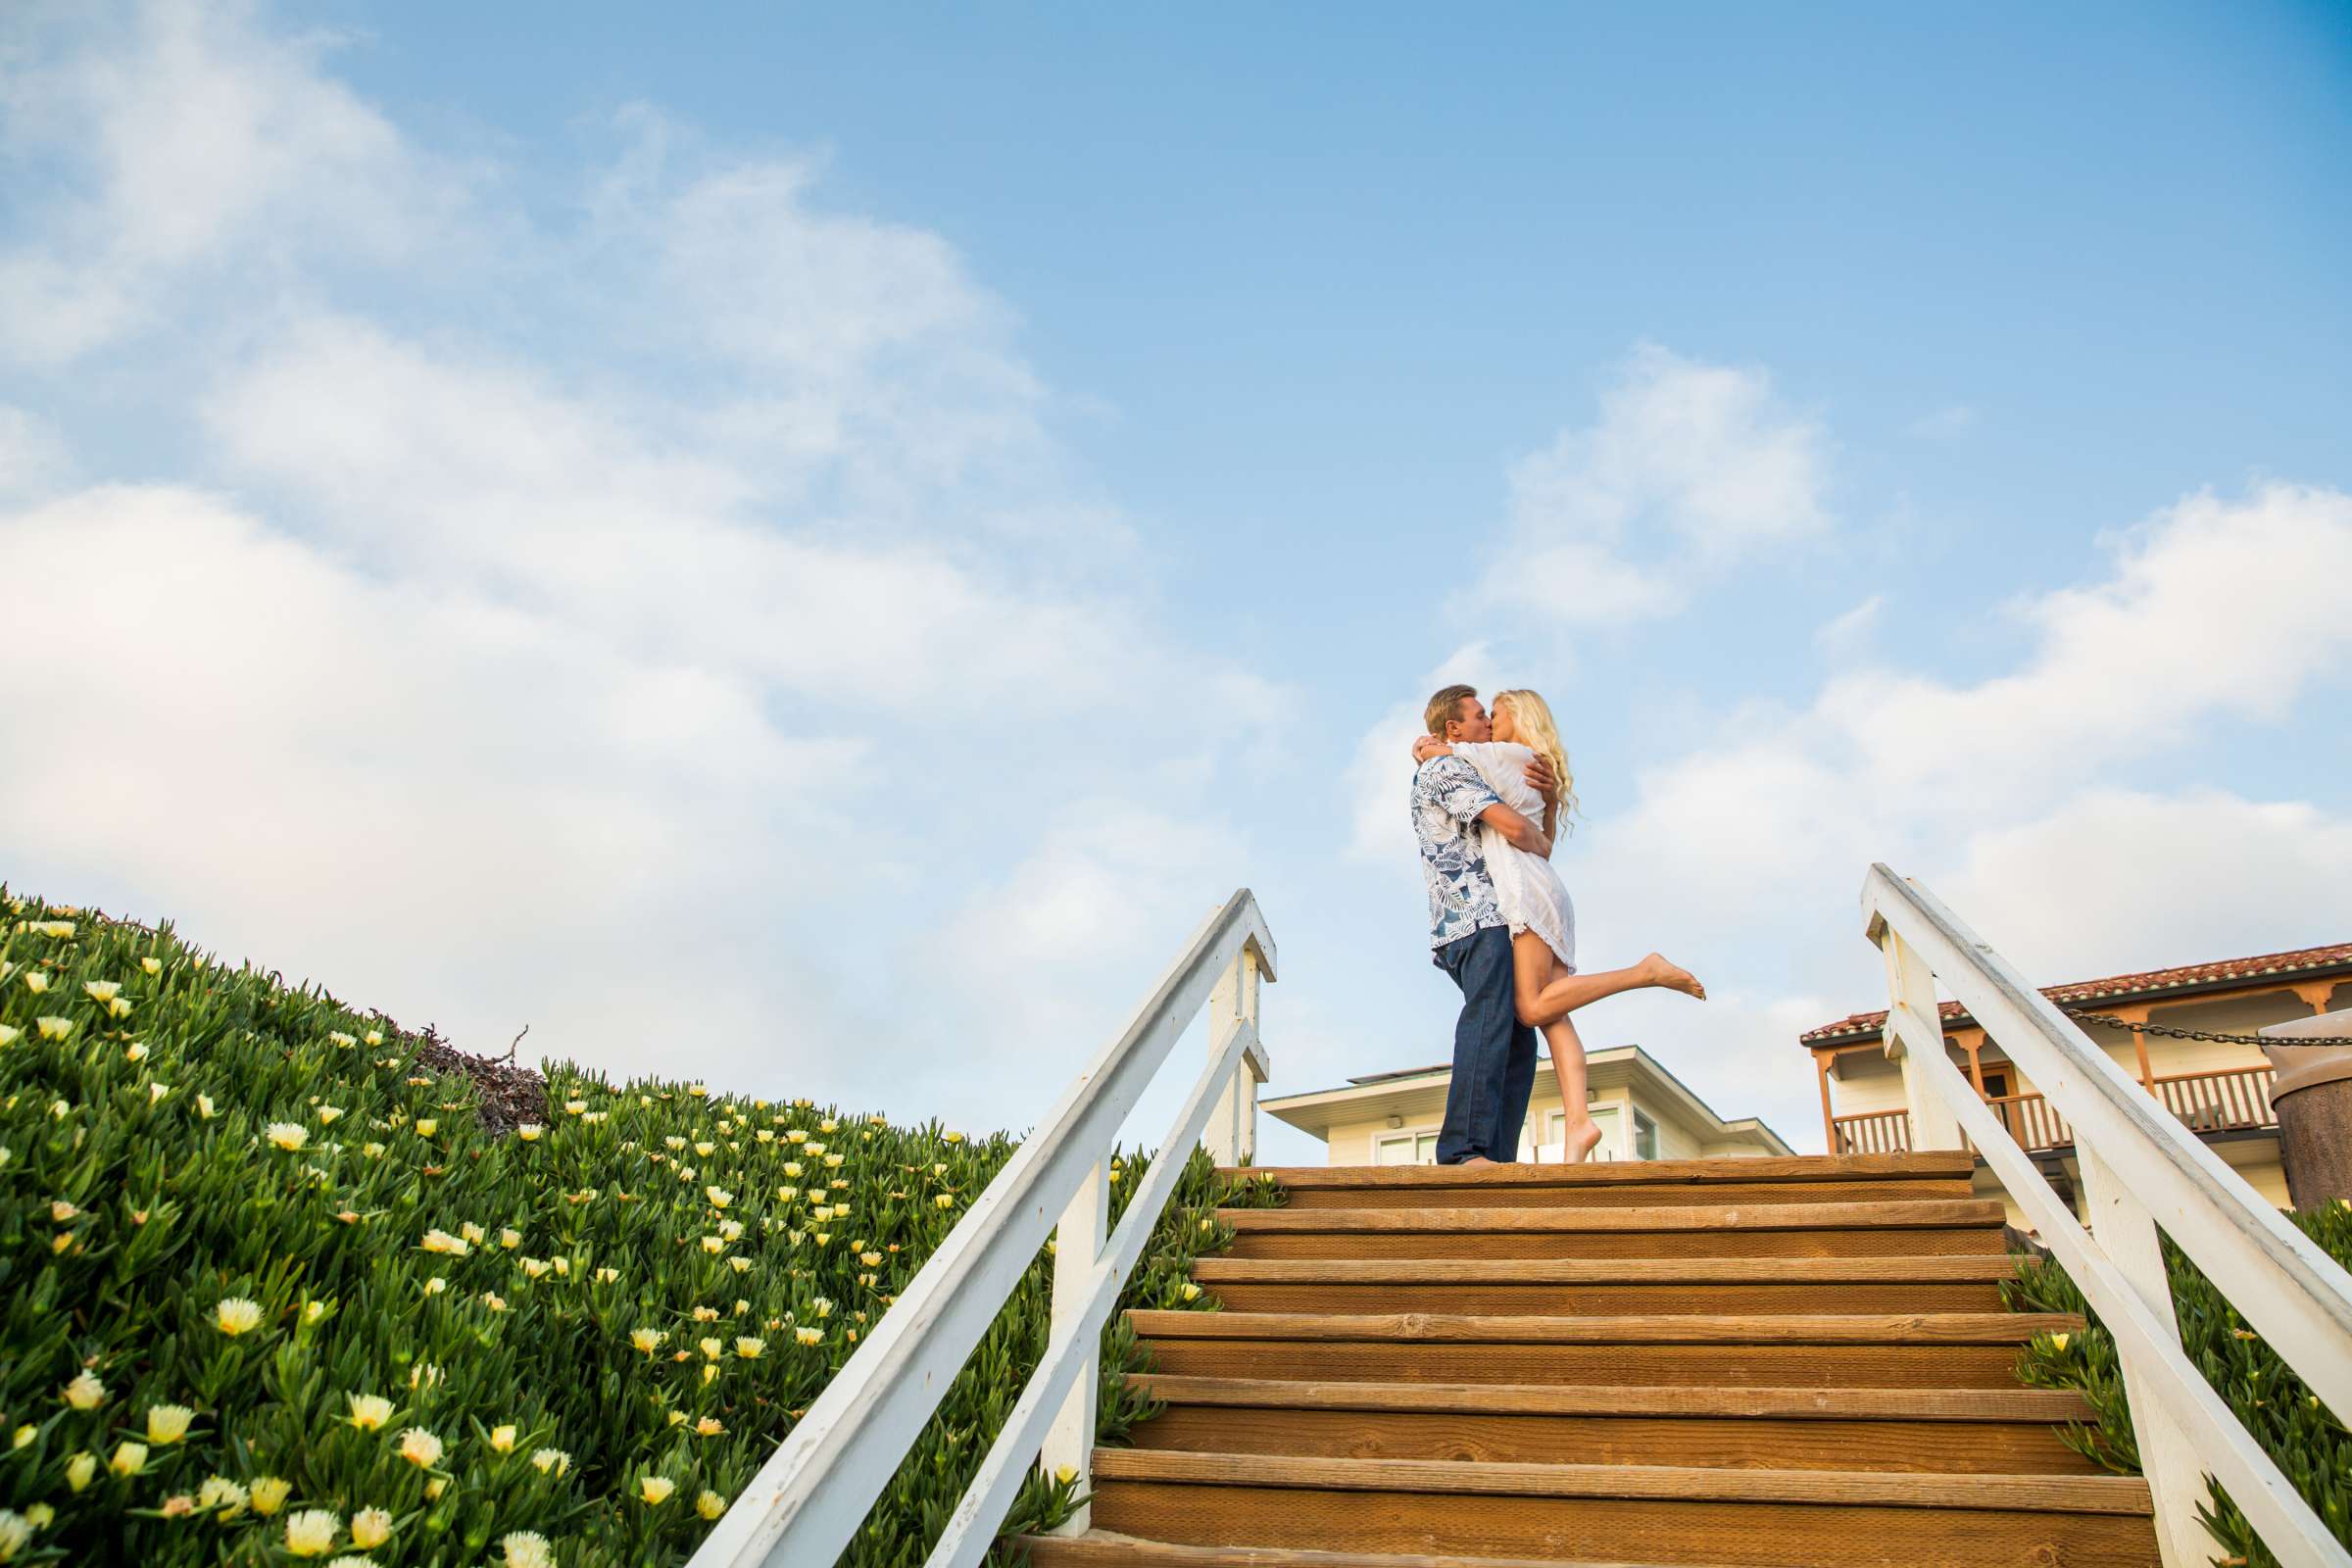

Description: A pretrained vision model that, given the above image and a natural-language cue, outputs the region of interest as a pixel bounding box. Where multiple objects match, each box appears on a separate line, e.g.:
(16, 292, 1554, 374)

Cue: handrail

(687, 889, 1275, 1568)
(1862, 865, 2352, 1568)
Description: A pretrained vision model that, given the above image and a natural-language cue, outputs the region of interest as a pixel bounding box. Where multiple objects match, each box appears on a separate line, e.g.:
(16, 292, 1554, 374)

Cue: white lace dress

(1452, 741, 1577, 974)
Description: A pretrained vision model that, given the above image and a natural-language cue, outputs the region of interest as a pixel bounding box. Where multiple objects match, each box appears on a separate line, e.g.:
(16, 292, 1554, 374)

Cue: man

(1411, 683, 1558, 1167)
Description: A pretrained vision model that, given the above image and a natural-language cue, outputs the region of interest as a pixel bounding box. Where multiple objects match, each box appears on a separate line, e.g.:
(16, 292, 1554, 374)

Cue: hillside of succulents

(0, 885, 1278, 1566)
(2005, 1203, 2352, 1564)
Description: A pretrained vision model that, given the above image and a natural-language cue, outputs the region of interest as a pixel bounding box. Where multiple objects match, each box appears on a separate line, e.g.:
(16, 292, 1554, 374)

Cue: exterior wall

(1301, 1066, 1775, 1165)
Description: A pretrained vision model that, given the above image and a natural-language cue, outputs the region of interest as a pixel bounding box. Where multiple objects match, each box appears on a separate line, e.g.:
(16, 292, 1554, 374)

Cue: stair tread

(1223, 1153, 1976, 1187)
(1192, 1255, 2019, 1283)
(1088, 1449, 2154, 1515)
(1218, 1200, 2005, 1233)
(1015, 1530, 1775, 1567)
(1126, 1376, 2096, 1422)
(1129, 1310, 2080, 1345)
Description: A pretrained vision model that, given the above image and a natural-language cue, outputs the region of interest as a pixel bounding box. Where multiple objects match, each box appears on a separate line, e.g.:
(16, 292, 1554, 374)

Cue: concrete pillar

(2259, 1008, 2352, 1210)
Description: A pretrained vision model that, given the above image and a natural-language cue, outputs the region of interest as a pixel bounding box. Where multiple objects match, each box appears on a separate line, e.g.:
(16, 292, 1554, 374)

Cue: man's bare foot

(1456, 1155, 1499, 1168)
(1641, 953, 1706, 1000)
(1562, 1118, 1605, 1163)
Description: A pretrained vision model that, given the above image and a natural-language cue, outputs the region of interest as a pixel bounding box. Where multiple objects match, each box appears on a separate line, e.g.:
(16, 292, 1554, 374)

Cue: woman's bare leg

(1509, 935, 1605, 1162)
(1515, 951, 1704, 1031)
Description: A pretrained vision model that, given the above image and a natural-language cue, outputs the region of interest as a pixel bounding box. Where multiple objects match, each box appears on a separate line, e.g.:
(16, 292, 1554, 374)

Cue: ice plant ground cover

(0, 884, 1281, 1566)
(2003, 1202, 2352, 1565)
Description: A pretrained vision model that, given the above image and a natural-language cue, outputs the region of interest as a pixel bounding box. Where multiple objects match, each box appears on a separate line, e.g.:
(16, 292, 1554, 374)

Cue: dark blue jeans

(1432, 926, 1539, 1164)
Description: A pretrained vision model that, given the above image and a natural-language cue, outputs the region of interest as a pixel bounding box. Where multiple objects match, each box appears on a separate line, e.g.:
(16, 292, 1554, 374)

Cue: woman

(1412, 689, 1704, 1162)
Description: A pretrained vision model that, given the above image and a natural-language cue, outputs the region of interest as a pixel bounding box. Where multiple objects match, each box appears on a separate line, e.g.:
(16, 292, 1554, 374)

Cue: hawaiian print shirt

(1411, 755, 1504, 954)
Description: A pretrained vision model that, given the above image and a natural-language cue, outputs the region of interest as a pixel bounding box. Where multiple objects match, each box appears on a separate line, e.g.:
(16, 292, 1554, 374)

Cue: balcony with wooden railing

(1831, 1061, 2279, 1155)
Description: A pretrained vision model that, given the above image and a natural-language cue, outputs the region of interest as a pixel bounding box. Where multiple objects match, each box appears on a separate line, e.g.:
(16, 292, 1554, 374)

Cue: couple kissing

(1409, 683, 1704, 1168)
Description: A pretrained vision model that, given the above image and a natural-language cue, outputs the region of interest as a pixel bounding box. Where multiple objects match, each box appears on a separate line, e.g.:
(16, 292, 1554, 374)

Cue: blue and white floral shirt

(1411, 755, 1504, 953)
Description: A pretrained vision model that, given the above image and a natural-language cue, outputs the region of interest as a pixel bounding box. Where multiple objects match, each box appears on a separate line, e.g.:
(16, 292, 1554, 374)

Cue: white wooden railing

(1864, 865, 2352, 1568)
(687, 889, 1275, 1568)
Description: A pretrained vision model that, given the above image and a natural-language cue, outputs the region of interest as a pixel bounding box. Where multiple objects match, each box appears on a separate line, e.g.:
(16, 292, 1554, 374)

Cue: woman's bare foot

(1641, 953, 1706, 1000)
(1562, 1118, 1604, 1163)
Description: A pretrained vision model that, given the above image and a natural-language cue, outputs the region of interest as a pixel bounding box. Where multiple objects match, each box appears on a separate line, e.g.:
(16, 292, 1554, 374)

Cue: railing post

(1038, 1158, 1108, 1534)
(1204, 949, 1263, 1166)
(2076, 1143, 2213, 1567)
(1878, 928, 1965, 1152)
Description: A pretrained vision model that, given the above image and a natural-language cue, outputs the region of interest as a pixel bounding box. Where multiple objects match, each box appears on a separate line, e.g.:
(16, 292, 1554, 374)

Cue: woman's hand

(1410, 735, 1452, 763)
(1524, 751, 1560, 803)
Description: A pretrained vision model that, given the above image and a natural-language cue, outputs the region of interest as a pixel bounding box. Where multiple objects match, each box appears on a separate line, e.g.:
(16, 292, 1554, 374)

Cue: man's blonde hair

(1423, 684, 1478, 738)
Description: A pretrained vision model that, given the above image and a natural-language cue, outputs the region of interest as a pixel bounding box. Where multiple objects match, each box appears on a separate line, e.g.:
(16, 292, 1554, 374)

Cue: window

(1633, 1109, 1658, 1161)
(1375, 1131, 1439, 1165)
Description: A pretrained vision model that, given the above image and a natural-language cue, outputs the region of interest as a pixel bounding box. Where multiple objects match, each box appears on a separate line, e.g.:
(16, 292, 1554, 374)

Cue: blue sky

(4, 1, 2348, 1161)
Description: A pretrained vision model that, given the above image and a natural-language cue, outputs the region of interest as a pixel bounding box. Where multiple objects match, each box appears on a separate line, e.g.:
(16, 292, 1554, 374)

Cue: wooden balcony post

(1814, 1049, 1837, 1152)
(1039, 1157, 1109, 1533)
(2076, 1143, 2213, 1566)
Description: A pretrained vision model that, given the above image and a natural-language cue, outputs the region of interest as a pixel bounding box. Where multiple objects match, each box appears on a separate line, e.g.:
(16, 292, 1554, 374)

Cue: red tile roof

(1800, 940, 2352, 1047)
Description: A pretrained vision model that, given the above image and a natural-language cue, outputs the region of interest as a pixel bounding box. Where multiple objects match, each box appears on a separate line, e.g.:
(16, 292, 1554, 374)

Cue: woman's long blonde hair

(1494, 689, 1580, 832)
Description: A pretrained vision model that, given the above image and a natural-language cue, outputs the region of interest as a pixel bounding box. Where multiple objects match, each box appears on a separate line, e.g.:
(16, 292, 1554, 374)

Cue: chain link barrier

(2063, 1006, 2352, 1049)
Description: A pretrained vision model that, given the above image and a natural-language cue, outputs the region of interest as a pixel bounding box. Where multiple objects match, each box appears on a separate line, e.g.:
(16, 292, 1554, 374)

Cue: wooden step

(1124, 1406, 2095, 1475)
(1218, 1200, 2007, 1261)
(1083, 1450, 2157, 1568)
(1127, 1377, 2097, 1423)
(1192, 1253, 2013, 1315)
(1134, 1338, 2040, 1390)
(1129, 1311, 2076, 1345)
(1017, 1532, 1773, 1567)
(1225, 1153, 1977, 1190)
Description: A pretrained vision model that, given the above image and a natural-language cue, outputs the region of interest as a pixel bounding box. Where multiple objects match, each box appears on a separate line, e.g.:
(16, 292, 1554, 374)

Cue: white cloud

(1813, 593, 1883, 656)
(0, 405, 71, 501)
(0, 0, 1281, 1138)
(0, 0, 478, 363)
(1541, 482, 2352, 1150)
(1344, 644, 1495, 864)
(1477, 343, 1833, 622)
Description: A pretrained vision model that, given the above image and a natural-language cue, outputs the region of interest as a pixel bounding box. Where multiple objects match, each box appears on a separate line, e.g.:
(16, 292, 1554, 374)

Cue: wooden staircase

(1016, 1152, 2159, 1568)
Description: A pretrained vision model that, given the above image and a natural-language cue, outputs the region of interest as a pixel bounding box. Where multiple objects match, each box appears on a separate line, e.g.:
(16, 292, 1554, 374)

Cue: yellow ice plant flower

(199, 1476, 250, 1517)
(936, 1195, 956, 1209)
(693, 1305, 719, 1322)
(419, 1229, 469, 1255)
(519, 1257, 551, 1279)
(347, 1394, 394, 1432)
(595, 1266, 619, 1284)
(109, 1441, 148, 1475)
(413, 1119, 438, 1137)
(396, 1428, 444, 1468)
(697, 1489, 728, 1520)
(365, 1029, 382, 1046)
(408, 1363, 443, 1390)
(699, 1337, 723, 1360)
(33, 1016, 73, 1042)
(124, 1041, 148, 1061)
(421, 1278, 447, 1296)
(482, 1293, 508, 1313)
(499, 1227, 522, 1249)
(63, 1372, 104, 1410)
(515, 1124, 543, 1142)
(824, 1153, 844, 1169)
(695, 1416, 724, 1437)
(283, 1507, 339, 1555)
(1055, 1464, 1078, 1485)
(64, 1453, 97, 1492)
(22, 972, 47, 994)
(564, 1099, 587, 1114)
(8, 1426, 28, 1450)
(267, 1122, 309, 1151)
(631, 1328, 666, 1354)
(460, 1221, 487, 1245)
(694, 1141, 715, 1157)
(786, 1129, 808, 1145)
(142, 956, 164, 975)
(701, 1236, 726, 1254)
(50, 1200, 75, 1223)
(327, 1031, 356, 1048)
(860, 1250, 883, 1267)
(795, 1327, 824, 1346)
(736, 1337, 766, 1358)
(0, 1024, 15, 1047)
(2050, 1332, 2072, 1351)
(316, 1105, 343, 1123)
(351, 1506, 393, 1547)
(502, 1532, 556, 1568)
(1180, 1283, 1202, 1301)
(639, 1476, 676, 1505)
(148, 1081, 170, 1103)
(250, 1476, 293, 1514)
(945, 1130, 965, 1144)
(530, 1447, 571, 1476)
(488, 1424, 517, 1453)
(819, 1118, 839, 1133)
(706, 1186, 732, 1208)
(145, 1404, 195, 1444)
